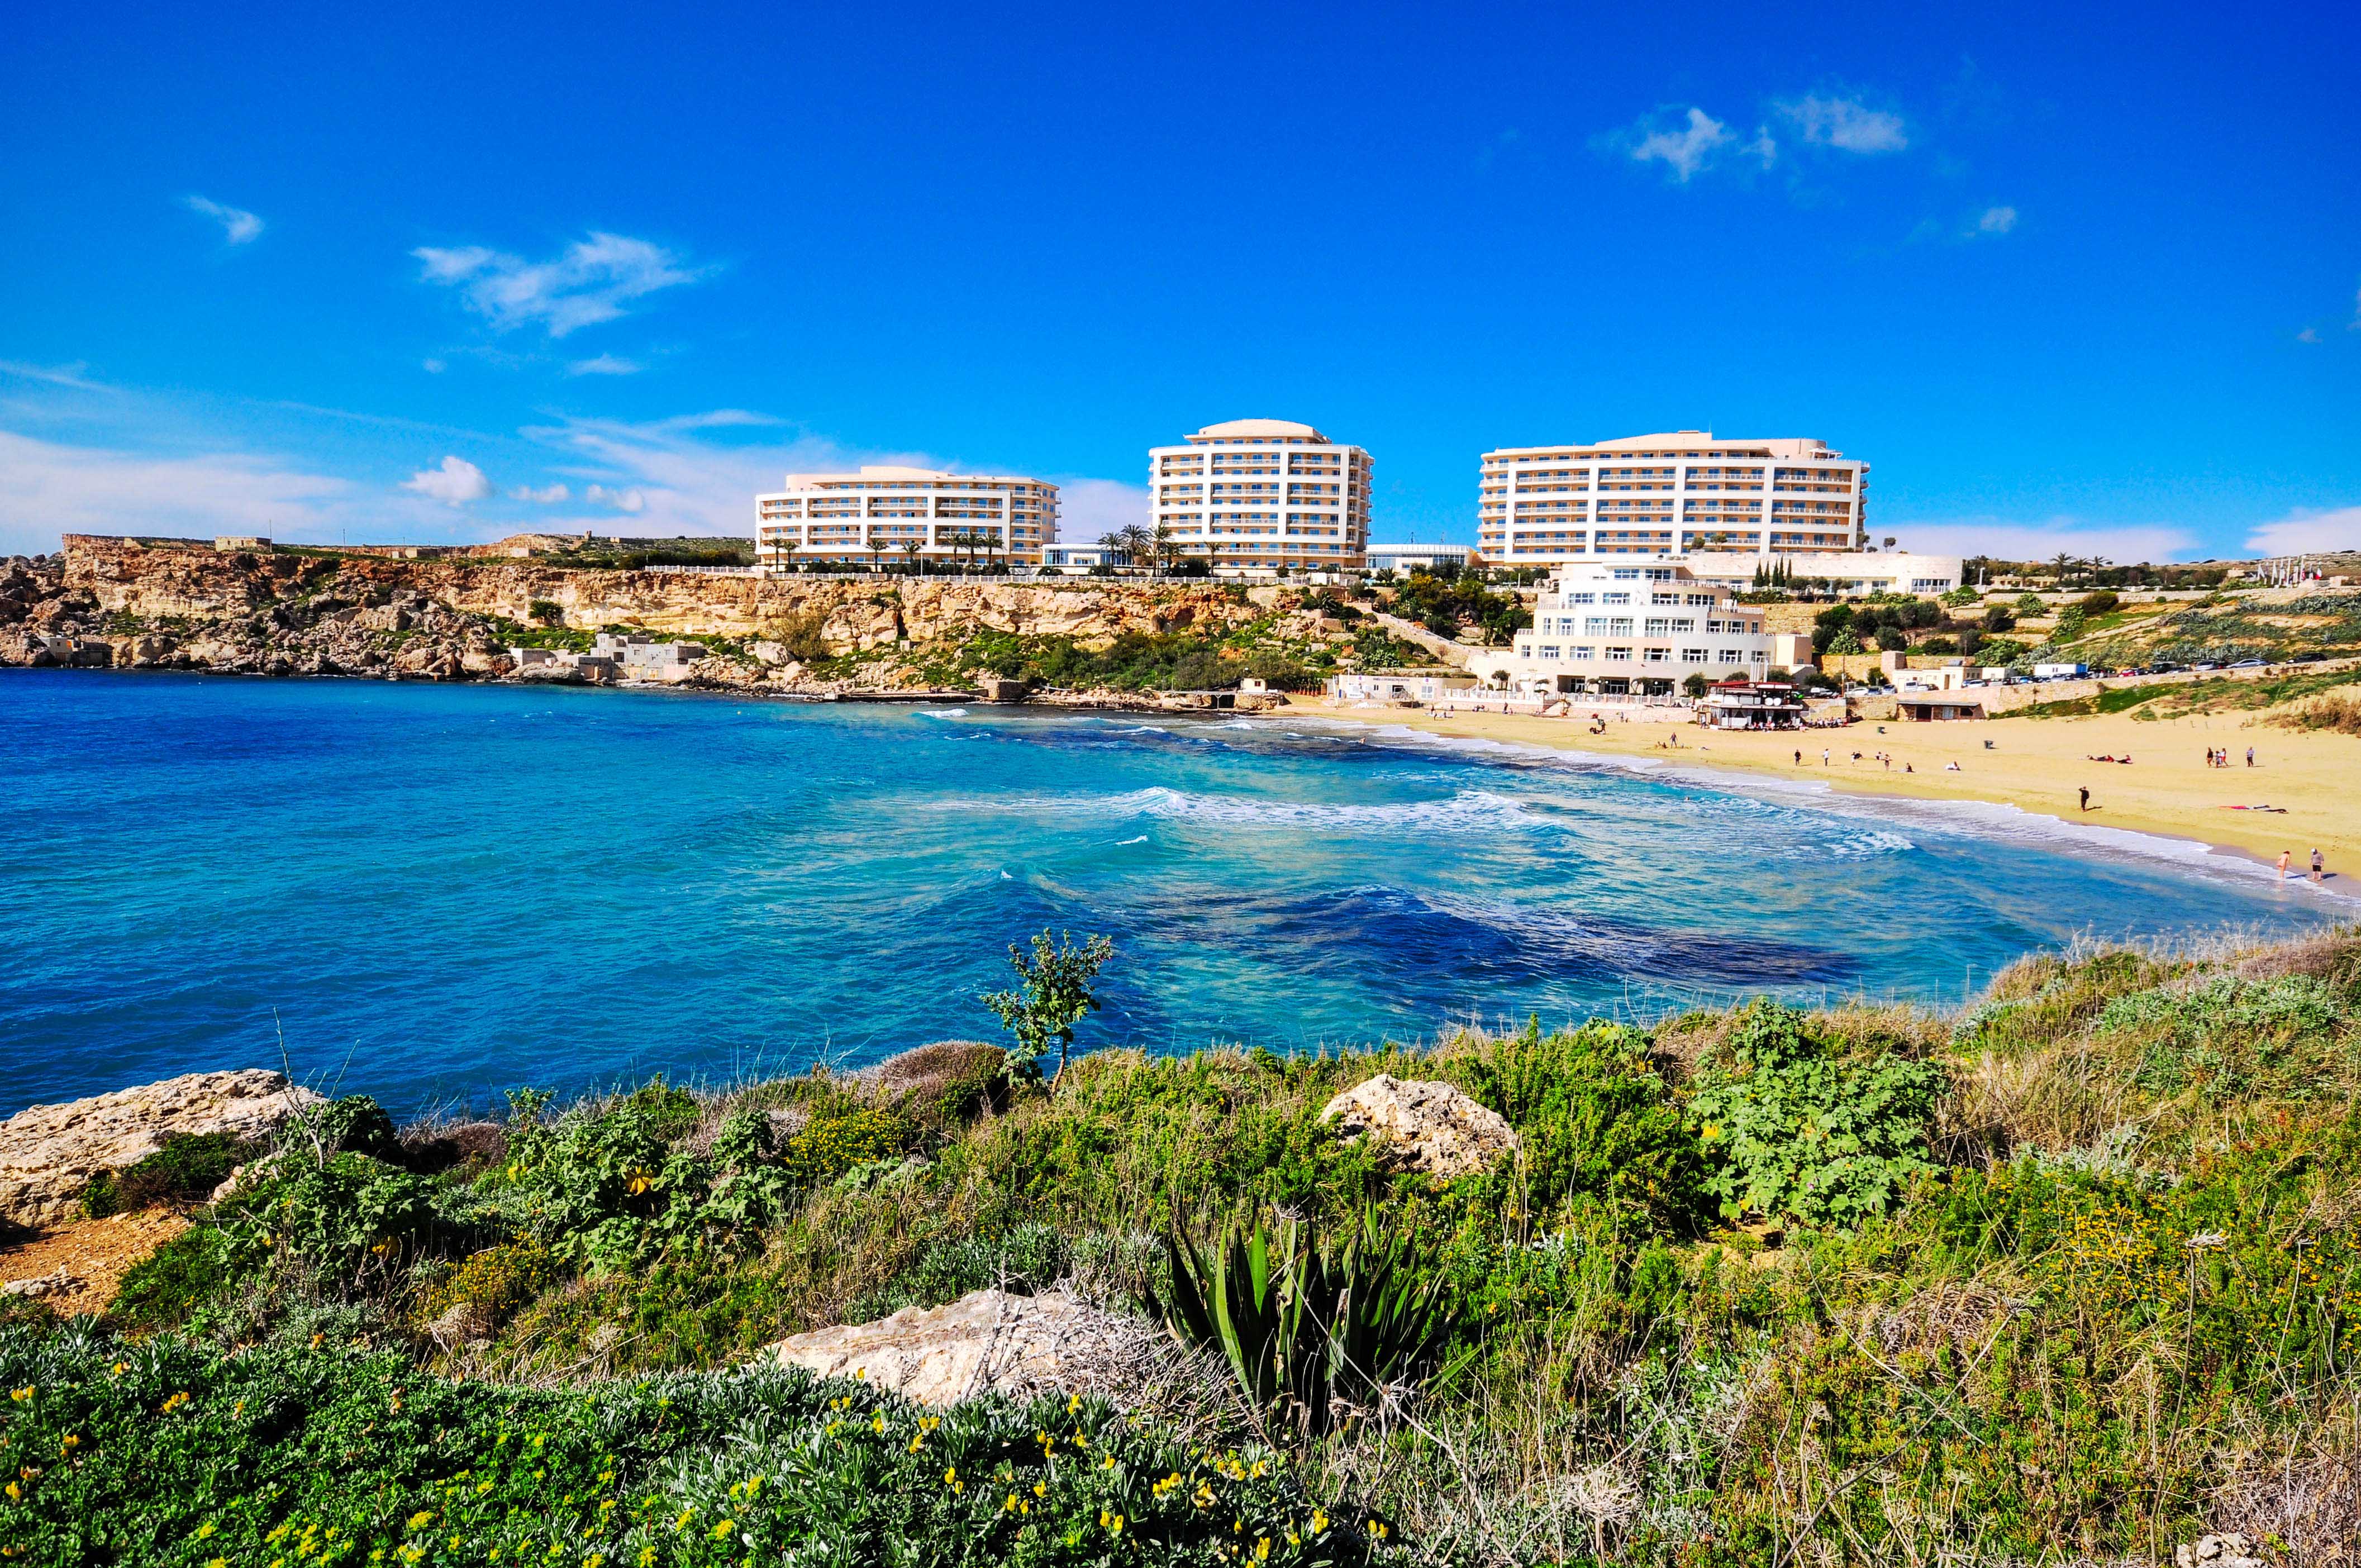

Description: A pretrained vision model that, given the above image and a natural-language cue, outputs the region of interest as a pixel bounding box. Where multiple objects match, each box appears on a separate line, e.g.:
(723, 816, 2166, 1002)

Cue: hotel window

(1686, 593, 1713, 605)
(1565, 592, 1596, 604)
(1605, 646, 1632, 661)
(1603, 592, 1630, 604)
(1645, 617, 1670, 635)
(1570, 645, 1596, 660)
(1720, 649, 1743, 663)
(1645, 647, 1670, 664)
(1609, 617, 1634, 636)
(1540, 645, 1561, 659)
(1672, 618, 1695, 633)
(1682, 648, 1708, 663)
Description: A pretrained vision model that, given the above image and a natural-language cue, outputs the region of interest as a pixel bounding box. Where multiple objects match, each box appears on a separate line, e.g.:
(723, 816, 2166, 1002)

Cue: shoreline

(1301, 699, 2361, 896)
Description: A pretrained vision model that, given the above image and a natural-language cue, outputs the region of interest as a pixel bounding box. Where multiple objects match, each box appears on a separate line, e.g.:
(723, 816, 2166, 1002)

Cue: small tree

(529, 599, 565, 626)
(982, 930, 1115, 1086)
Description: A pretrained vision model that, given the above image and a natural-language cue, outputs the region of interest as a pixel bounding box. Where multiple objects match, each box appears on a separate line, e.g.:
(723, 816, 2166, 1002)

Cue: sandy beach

(1312, 699, 2360, 888)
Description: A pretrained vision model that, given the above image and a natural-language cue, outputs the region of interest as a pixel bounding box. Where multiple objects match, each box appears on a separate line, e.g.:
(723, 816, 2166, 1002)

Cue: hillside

(4, 927, 2358, 1564)
(1, 537, 1430, 695)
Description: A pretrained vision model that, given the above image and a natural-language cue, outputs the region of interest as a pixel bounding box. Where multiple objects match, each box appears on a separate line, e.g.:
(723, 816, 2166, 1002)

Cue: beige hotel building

(1481, 431, 1868, 562)
(754, 466, 1058, 573)
(1150, 419, 1370, 576)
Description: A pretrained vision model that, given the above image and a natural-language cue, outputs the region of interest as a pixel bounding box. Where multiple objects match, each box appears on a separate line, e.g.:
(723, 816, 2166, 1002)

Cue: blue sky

(3, 0, 2356, 562)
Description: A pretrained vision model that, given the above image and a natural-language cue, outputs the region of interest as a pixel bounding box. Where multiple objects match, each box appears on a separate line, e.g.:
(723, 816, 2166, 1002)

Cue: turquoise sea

(2, 670, 2340, 1117)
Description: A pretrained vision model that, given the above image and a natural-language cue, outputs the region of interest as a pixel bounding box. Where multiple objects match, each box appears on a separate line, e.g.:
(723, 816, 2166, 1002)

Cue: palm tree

(903, 539, 923, 576)
(1117, 522, 1156, 575)
(1097, 530, 1131, 574)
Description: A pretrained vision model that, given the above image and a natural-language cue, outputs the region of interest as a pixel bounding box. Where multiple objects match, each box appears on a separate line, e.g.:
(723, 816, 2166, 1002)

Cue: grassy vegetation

(12, 928, 2361, 1562)
(2006, 665, 2361, 722)
(903, 616, 1343, 693)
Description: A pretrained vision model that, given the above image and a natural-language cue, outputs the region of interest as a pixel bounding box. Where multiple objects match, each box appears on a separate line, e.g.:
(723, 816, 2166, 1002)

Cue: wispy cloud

(0, 429, 349, 556)
(1977, 205, 2018, 235)
(183, 194, 264, 245)
(568, 354, 642, 376)
(412, 232, 708, 338)
(401, 455, 492, 507)
(2297, 327, 2323, 344)
(0, 360, 110, 392)
(2244, 506, 2360, 556)
(2350, 285, 2361, 332)
(1054, 478, 1150, 542)
(509, 483, 570, 503)
(1886, 517, 2202, 565)
(1775, 94, 1908, 154)
(1620, 107, 1736, 182)
(584, 484, 646, 513)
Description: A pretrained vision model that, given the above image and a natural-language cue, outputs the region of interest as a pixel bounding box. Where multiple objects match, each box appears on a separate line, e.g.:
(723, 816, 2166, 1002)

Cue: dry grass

(2265, 690, 2361, 736)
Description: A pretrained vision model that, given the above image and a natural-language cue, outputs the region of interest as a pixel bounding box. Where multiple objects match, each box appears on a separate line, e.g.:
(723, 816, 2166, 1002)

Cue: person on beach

(1822, 749, 1830, 766)
(1794, 749, 1802, 765)
(2314, 849, 2327, 883)
(2278, 850, 2293, 878)
(2079, 787, 2091, 812)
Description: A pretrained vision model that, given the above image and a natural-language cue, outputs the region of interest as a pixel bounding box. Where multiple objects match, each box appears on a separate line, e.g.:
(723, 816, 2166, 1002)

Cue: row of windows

(1527, 645, 1758, 664)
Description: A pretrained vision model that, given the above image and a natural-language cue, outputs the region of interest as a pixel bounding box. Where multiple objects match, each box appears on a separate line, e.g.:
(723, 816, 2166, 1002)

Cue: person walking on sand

(2314, 848, 2327, 883)
(2079, 787, 2090, 812)
(2246, 746, 2255, 767)
(1794, 749, 1802, 765)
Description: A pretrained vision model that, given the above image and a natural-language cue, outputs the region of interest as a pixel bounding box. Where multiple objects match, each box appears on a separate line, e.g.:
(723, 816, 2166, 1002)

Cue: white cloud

(0, 428, 350, 556)
(411, 232, 706, 338)
(1776, 94, 1908, 154)
(183, 194, 264, 245)
(509, 483, 570, 503)
(568, 354, 642, 376)
(422, 358, 448, 374)
(1884, 518, 2202, 565)
(1627, 108, 1734, 182)
(1977, 205, 2018, 235)
(1054, 478, 1151, 543)
(2297, 327, 2323, 344)
(0, 359, 108, 392)
(2351, 286, 2361, 331)
(2244, 506, 2361, 556)
(584, 483, 646, 513)
(401, 455, 492, 507)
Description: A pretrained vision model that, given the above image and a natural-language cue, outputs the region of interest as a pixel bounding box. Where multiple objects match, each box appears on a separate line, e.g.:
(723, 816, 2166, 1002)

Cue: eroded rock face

(765, 1288, 1160, 1407)
(0, 1070, 323, 1230)
(1317, 1075, 1518, 1179)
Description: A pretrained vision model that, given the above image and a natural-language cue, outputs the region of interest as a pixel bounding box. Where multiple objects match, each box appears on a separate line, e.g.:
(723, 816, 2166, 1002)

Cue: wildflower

(1310, 1508, 1329, 1533)
(7, 1389, 29, 1403)
(408, 1511, 435, 1531)
(1256, 1539, 1270, 1561)
(58, 1436, 78, 1453)
(1005, 1494, 1020, 1513)
(710, 1518, 736, 1540)
(197, 1522, 218, 1539)
(3, 1484, 17, 1502)
(943, 1466, 960, 1491)
(674, 1509, 695, 1531)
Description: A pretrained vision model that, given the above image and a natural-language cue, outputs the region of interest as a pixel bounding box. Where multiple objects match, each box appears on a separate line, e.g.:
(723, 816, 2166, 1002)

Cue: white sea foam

(915, 707, 968, 718)
(1116, 835, 1149, 845)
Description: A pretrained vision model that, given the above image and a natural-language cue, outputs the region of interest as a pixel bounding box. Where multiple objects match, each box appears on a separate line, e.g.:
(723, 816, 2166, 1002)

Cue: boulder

(2174, 1536, 2264, 1568)
(1317, 1075, 1518, 1179)
(764, 1287, 1166, 1408)
(0, 1070, 323, 1230)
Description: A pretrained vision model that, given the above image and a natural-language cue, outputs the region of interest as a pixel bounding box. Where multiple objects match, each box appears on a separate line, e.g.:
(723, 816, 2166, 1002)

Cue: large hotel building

(1150, 420, 1370, 576)
(1480, 432, 1863, 562)
(755, 466, 1058, 573)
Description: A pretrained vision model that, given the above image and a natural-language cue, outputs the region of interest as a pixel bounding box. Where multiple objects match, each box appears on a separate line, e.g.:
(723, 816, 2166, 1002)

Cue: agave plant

(1154, 1205, 1466, 1436)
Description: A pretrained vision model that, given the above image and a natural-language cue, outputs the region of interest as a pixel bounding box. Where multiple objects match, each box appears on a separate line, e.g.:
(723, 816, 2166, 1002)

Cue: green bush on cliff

(0, 1326, 1372, 1568)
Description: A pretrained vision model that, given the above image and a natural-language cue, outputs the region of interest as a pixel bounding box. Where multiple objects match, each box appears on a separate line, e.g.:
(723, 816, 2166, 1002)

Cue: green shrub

(847, 1223, 1071, 1321)
(1451, 1022, 1706, 1235)
(1156, 1205, 1466, 1437)
(419, 1241, 556, 1327)
(0, 1326, 1372, 1566)
(777, 1108, 913, 1190)
(80, 1132, 261, 1219)
(1687, 1001, 1948, 1228)
(107, 1226, 256, 1333)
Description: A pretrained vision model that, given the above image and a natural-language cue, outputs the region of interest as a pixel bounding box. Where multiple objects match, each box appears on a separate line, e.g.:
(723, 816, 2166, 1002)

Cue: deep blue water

(2, 670, 2339, 1117)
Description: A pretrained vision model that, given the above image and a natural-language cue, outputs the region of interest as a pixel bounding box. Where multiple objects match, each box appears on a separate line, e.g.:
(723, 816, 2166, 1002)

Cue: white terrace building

(1150, 419, 1370, 576)
(1464, 561, 1773, 699)
(755, 466, 1058, 573)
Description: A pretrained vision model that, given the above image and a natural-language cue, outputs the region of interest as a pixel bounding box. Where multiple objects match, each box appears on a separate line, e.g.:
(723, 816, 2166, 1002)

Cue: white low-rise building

(1365, 542, 1477, 575)
(1465, 561, 1772, 697)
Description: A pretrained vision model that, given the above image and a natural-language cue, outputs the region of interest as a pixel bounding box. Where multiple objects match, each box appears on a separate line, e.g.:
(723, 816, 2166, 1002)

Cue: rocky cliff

(0, 537, 1315, 692)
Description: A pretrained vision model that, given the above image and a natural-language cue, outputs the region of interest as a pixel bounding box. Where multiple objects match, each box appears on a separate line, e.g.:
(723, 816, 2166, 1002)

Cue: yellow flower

(110, 1362, 127, 1378)
(58, 1436, 78, 1453)
(3, 1484, 17, 1502)
(709, 1518, 736, 1540)
(7, 1389, 30, 1403)
(197, 1522, 218, 1539)
(407, 1511, 435, 1531)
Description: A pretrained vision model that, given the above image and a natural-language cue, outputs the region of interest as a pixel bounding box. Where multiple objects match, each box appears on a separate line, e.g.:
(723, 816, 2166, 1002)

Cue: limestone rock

(765, 1288, 1158, 1407)
(0, 1070, 323, 1230)
(2175, 1534, 2263, 1568)
(1317, 1075, 1518, 1179)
